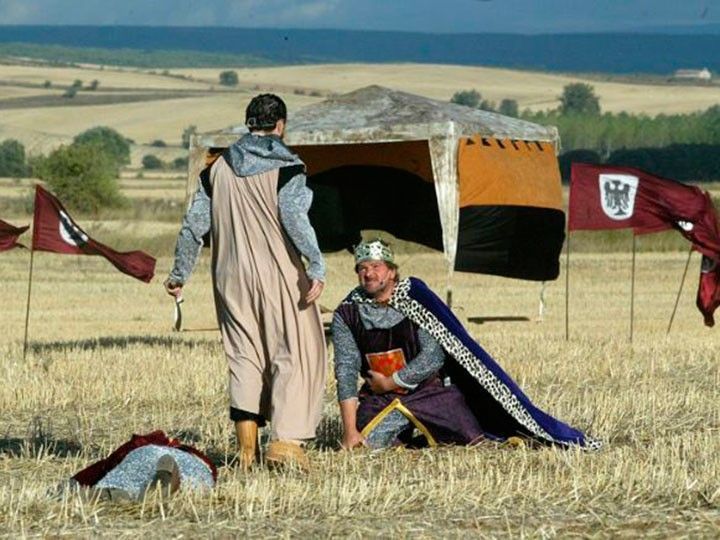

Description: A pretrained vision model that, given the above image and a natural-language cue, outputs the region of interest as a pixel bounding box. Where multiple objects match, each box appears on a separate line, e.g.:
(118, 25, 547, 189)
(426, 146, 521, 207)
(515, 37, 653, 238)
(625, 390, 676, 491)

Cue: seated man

(332, 239, 600, 451)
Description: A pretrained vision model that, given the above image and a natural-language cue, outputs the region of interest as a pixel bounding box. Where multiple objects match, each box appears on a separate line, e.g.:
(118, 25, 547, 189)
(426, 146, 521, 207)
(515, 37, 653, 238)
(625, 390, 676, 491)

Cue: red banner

(569, 163, 711, 234)
(569, 163, 720, 326)
(697, 256, 720, 327)
(0, 219, 28, 252)
(32, 185, 156, 282)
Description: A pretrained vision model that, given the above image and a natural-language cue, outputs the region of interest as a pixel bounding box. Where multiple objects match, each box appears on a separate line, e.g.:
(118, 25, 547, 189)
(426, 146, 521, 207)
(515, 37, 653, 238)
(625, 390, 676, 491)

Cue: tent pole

(666, 247, 693, 335)
(565, 232, 570, 341)
(630, 234, 636, 343)
(22, 248, 36, 361)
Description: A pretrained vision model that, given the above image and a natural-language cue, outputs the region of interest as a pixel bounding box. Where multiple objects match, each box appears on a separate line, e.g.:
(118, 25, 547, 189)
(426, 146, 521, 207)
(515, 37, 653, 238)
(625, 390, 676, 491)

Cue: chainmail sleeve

(277, 167, 326, 282)
(168, 178, 211, 284)
(392, 327, 445, 389)
(332, 312, 362, 402)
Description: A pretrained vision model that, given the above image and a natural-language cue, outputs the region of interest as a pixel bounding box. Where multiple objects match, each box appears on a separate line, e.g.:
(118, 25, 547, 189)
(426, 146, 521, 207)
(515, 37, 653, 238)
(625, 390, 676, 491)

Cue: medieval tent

(187, 86, 564, 286)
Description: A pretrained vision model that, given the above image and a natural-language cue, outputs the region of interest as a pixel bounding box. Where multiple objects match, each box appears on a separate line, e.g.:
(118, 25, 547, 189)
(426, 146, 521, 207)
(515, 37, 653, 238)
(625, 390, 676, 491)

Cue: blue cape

(383, 277, 600, 449)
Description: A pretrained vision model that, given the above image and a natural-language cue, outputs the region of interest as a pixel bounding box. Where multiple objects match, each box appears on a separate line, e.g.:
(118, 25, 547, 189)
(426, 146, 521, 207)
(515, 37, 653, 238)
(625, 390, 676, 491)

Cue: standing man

(333, 239, 600, 451)
(165, 94, 327, 470)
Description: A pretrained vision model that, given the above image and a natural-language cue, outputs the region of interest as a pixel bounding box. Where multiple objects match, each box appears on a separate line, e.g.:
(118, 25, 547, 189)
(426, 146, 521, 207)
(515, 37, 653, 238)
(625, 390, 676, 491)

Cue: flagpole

(565, 232, 570, 341)
(667, 247, 693, 335)
(630, 234, 636, 343)
(22, 247, 36, 360)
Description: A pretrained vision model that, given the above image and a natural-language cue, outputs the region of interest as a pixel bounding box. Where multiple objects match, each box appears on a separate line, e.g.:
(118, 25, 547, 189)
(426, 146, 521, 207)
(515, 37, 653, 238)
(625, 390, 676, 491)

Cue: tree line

(452, 83, 720, 181)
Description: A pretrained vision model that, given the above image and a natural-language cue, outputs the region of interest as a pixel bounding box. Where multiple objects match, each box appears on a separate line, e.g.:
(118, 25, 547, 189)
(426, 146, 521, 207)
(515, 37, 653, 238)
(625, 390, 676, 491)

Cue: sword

(173, 295, 184, 332)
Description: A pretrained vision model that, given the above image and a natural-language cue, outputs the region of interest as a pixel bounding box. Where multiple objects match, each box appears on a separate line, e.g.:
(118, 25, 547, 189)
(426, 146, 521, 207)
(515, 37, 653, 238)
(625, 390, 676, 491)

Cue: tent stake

(666, 247, 693, 335)
(22, 248, 36, 361)
(630, 234, 636, 343)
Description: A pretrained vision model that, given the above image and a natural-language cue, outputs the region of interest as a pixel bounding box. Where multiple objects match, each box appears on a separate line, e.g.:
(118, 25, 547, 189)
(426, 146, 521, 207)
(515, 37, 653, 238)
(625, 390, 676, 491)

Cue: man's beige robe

(209, 157, 326, 440)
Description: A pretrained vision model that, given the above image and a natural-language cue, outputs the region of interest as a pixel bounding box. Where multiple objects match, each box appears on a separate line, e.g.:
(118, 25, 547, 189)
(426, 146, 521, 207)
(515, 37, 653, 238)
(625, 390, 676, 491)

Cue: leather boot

(235, 420, 258, 471)
(265, 440, 309, 472)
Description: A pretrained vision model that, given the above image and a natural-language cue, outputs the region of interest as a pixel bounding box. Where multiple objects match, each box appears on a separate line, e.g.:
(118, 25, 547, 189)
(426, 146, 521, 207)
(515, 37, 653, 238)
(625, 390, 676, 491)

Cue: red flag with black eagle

(0, 219, 29, 251)
(32, 185, 156, 282)
(569, 163, 720, 326)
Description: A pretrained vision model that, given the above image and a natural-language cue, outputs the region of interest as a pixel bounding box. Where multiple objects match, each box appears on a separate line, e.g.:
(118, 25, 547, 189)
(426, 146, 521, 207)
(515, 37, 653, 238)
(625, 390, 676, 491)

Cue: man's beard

(363, 279, 390, 298)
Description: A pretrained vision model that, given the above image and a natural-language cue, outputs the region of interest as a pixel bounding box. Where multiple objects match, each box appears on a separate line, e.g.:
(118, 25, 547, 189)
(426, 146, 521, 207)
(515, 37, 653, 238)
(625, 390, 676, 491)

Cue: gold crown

(353, 239, 394, 265)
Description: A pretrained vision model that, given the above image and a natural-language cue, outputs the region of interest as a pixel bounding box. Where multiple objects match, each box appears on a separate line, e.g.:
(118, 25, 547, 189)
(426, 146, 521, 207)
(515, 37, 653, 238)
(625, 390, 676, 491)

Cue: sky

(0, 0, 718, 34)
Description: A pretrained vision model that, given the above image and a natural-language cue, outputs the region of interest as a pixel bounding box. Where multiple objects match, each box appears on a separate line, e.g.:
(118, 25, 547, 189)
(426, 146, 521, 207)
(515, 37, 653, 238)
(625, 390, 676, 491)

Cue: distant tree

(182, 125, 197, 148)
(559, 83, 600, 115)
(73, 126, 131, 167)
(172, 156, 189, 170)
(450, 89, 481, 108)
(702, 105, 720, 142)
(71, 79, 83, 88)
(150, 139, 167, 147)
(142, 154, 164, 170)
(499, 98, 519, 117)
(42, 80, 52, 88)
(0, 139, 28, 177)
(34, 143, 125, 212)
(62, 87, 77, 98)
(88, 79, 100, 90)
(479, 99, 496, 112)
(219, 70, 239, 86)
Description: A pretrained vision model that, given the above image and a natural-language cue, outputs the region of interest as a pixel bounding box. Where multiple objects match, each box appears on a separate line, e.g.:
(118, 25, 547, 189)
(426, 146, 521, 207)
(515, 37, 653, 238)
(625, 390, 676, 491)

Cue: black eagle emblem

(604, 180, 632, 217)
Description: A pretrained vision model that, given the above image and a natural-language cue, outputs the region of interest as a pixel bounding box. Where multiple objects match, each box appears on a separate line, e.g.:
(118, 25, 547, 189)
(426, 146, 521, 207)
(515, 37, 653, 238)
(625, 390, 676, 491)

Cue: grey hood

(225, 133, 304, 177)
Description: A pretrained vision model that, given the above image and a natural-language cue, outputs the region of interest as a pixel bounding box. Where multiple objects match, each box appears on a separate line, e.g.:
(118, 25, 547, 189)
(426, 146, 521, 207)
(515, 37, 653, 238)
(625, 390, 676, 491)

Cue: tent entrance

(307, 164, 443, 253)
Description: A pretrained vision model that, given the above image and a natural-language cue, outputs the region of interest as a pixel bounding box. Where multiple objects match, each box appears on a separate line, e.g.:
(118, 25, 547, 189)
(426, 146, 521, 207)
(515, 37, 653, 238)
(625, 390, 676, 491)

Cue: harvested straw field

(1, 58, 719, 536)
(1, 211, 719, 535)
(177, 63, 720, 115)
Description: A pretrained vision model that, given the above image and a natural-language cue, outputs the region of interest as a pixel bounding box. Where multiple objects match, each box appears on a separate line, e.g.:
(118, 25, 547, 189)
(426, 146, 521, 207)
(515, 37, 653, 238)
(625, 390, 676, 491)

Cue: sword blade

(173, 295, 184, 332)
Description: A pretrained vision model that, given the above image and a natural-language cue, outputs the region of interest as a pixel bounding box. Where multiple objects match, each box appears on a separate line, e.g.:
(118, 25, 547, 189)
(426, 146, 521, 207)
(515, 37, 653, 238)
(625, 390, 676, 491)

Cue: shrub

(451, 89, 481, 108)
(142, 154, 164, 170)
(63, 87, 77, 98)
(88, 79, 99, 90)
(219, 70, 239, 86)
(559, 83, 600, 115)
(172, 156, 189, 170)
(71, 79, 83, 88)
(34, 143, 125, 212)
(0, 139, 28, 177)
(73, 126, 131, 167)
(479, 99, 496, 112)
(150, 139, 167, 147)
(42, 80, 52, 88)
(499, 99, 519, 117)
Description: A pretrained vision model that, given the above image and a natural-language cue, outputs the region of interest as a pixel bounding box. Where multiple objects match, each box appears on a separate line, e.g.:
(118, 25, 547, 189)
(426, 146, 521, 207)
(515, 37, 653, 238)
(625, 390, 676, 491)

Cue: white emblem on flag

(58, 210, 89, 246)
(677, 220, 694, 232)
(599, 174, 639, 220)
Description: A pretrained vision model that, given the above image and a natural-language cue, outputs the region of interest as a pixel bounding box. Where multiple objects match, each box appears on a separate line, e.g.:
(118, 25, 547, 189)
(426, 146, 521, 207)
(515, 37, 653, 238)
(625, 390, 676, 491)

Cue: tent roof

(196, 85, 559, 148)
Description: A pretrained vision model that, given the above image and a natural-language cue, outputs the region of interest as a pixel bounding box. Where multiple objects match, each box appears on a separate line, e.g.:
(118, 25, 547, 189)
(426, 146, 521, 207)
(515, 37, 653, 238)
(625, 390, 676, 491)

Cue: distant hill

(1, 25, 720, 74)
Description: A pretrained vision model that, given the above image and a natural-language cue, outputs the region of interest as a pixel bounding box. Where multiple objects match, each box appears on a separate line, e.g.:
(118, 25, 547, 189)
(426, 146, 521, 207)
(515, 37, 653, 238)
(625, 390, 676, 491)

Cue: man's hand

(164, 278, 183, 298)
(306, 279, 324, 304)
(341, 429, 367, 450)
(366, 370, 399, 394)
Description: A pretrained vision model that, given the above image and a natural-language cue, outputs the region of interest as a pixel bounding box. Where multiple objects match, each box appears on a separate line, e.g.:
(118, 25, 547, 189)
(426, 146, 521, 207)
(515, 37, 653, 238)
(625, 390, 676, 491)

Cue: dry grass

(0, 65, 212, 90)
(1, 60, 720, 535)
(2, 238, 720, 536)
(178, 63, 720, 115)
